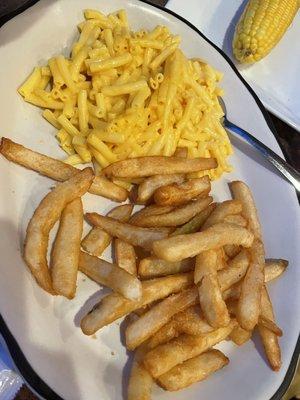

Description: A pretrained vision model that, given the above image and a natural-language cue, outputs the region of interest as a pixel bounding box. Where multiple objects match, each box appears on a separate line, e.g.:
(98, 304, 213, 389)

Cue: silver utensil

(219, 97, 300, 192)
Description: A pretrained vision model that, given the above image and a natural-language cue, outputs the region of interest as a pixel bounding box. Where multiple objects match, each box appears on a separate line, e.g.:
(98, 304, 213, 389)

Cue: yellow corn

(233, 0, 299, 63)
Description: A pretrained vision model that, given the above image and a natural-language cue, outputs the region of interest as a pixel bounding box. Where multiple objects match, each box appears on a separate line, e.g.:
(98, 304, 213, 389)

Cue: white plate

(167, 0, 300, 131)
(0, 1, 299, 400)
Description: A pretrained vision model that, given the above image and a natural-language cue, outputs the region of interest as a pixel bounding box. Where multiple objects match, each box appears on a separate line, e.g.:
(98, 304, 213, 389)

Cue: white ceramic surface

(0, 1, 299, 400)
(167, 0, 300, 131)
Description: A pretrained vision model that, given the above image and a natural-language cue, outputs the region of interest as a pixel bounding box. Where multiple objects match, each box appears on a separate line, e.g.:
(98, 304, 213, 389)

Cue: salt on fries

(0, 7, 289, 400)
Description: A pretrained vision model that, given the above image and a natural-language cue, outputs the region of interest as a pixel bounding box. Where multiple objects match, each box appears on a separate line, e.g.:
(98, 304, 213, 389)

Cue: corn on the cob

(233, 0, 299, 63)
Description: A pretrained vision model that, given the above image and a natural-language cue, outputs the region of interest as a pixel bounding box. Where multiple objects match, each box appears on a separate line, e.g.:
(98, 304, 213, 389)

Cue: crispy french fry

(171, 203, 216, 236)
(143, 320, 236, 378)
(153, 223, 254, 262)
(258, 286, 282, 371)
(78, 251, 142, 301)
(230, 324, 252, 345)
(128, 346, 153, 400)
(125, 288, 198, 350)
(223, 214, 247, 227)
(223, 244, 241, 259)
(157, 350, 229, 391)
(174, 147, 188, 158)
(153, 176, 211, 206)
(51, 198, 83, 299)
(218, 249, 250, 291)
(147, 319, 179, 349)
(175, 305, 214, 335)
(215, 248, 227, 270)
(138, 257, 194, 279)
(0, 138, 128, 201)
(86, 213, 171, 250)
(137, 174, 185, 204)
(237, 240, 265, 331)
(24, 167, 94, 294)
(265, 259, 288, 282)
(81, 204, 133, 256)
(115, 239, 137, 275)
(230, 181, 262, 239)
(259, 315, 283, 337)
(102, 156, 217, 178)
(81, 272, 193, 335)
(195, 250, 230, 328)
(130, 204, 175, 225)
(132, 197, 213, 227)
(202, 200, 242, 229)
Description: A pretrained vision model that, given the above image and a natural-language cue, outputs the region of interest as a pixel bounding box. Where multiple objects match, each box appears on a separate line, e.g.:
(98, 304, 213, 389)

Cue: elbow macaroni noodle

(18, 8, 233, 180)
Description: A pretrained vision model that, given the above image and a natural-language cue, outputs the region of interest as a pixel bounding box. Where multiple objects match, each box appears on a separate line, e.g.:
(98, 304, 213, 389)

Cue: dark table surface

(0, 0, 298, 399)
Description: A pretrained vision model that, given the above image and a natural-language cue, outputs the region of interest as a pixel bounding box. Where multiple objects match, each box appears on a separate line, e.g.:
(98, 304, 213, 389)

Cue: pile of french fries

(0, 137, 288, 398)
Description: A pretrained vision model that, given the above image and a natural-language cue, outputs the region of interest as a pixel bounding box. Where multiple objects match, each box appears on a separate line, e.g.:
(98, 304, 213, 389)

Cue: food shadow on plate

(251, 330, 270, 369)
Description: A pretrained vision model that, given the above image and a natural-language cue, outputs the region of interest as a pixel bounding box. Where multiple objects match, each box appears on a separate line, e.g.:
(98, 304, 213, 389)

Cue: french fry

(0, 138, 128, 201)
(223, 214, 247, 227)
(125, 288, 198, 350)
(115, 239, 137, 275)
(132, 197, 213, 227)
(138, 257, 194, 279)
(258, 286, 282, 371)
(171, 203, 216, 236)
(24, 167, 94, 294)
(174, 147, 188, 158)
(218, 249, 250, 291)
(195, 250, 230, 328)
(153, 223, 254, 262)
(201, 200, 242, 229)
(237, 240, 265, 331)
(86, 213, 171, 251)
(230, 324, 252, 345)
(259, 315, 283, 337)
(143, 320, 236, 378)
(137, 174, 185, 204)
(147, 319, 179, 349)
(223, 244, 241, 259)
(102, 156, 217, 178)
(265, 259, 288, 282)
(153, 176, 211, 206)
(130, 204, 175, 225)
(81, 204, 133, 257)
(51, 198, 83, 299)
(215, 248, 228, 270)
(128, 346, 153, 400)
(157, 350, 229, 391)
(78, 251, 142, 301)
(230, 181, 262, 239)
(81, 272, 193, 335)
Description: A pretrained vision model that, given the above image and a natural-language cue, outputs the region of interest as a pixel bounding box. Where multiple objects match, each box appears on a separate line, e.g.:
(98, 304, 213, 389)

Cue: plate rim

(0, 1, 299, 399)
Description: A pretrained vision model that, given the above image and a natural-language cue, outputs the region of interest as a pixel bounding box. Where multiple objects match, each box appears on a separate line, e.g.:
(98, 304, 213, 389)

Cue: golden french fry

(81, 204, 133, 256)
(81, 272, 193, 335)
(171, 203, 216, 236)
(195, 250, 230, 328)
(229, 324, 252, 345)
(215, 248, 228, 270)
(24, 167, 94, 294)
(201, 200, 242, 229)
(230, 181, 262, 239)
(137, 174, 185, 204)
(218, 249, 250, 291)
(128, 346, 153, 400)
(115, 238, 137, 275)
(132, 197, 213, 227)
(153, 223, 254, 262)
(51, 198, 83, 299)
(173, 147, 188, 158)
(143, 320, 236, 378)
(157, 350, 229, 391)
(78, 251, 142, 301)
(237, 239, 265, 331)
(259, 315, 283, 337)
(102, 156, 217, 178)
(147, 319, 179, 349)
(258, 286, 282, 371)
(0, 138, 128, 201)
(175, 305, 214, 336)
(223, 214, 247, 227)
(130, 204, 175, 225)
(125, 288, 198, 350)
(138, 257, 194, 279)
(86, 213, 171, 251)
(265, 259, 288, 282)
(153, 176, 211, 206)
(223, 244, 241, 259)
